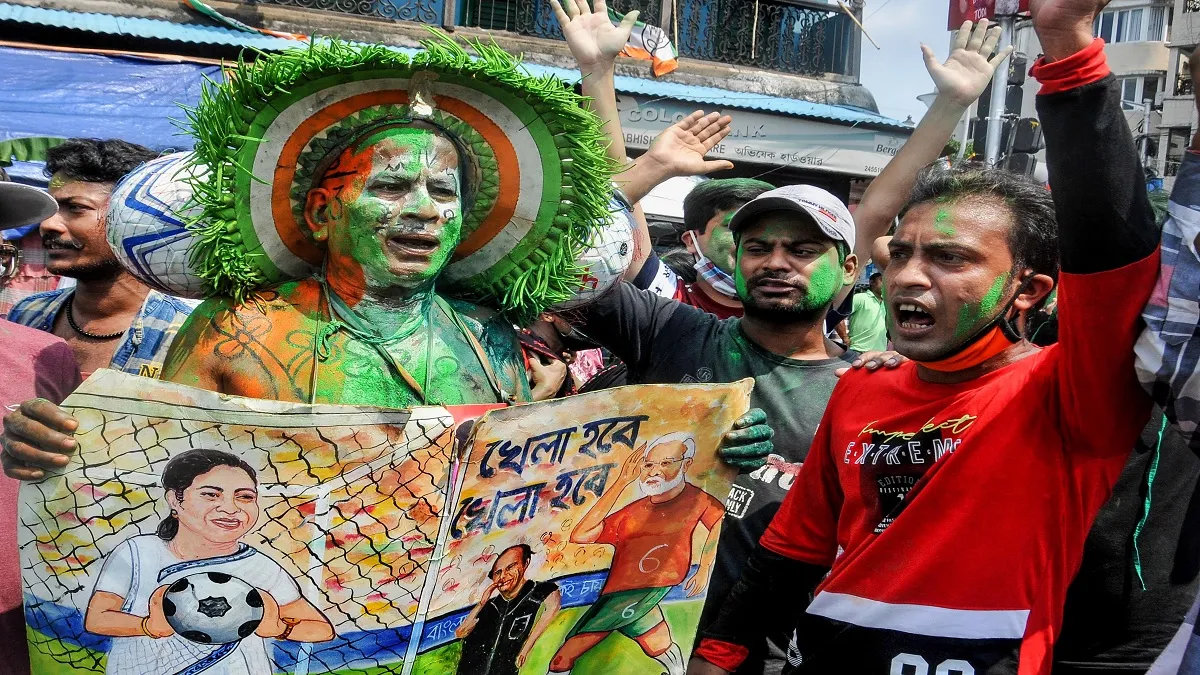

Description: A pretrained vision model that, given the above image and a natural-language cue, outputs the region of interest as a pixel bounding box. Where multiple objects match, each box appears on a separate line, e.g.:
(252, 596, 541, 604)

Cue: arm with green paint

(836, 19, 1013, 310)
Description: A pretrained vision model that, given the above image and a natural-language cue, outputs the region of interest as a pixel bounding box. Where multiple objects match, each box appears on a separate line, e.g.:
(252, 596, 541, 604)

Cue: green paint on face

(702, 215, 738, 274)
(797, 250, 840, 311)
(934, 207, 955, 237)
(334, 127, 463, 291)
(734, 245, 750, 300)
(953, 273, 1009, 339)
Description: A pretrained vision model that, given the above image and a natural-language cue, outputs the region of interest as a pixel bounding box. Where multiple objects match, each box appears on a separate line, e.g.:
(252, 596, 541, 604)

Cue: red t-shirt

(596, 483, 724, 593)
(674, 280, 743, 321)
(703, 252, 1159, 674)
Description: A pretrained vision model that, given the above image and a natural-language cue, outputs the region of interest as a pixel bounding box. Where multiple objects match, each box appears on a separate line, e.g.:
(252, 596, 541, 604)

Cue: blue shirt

(7, 288, 193, 378)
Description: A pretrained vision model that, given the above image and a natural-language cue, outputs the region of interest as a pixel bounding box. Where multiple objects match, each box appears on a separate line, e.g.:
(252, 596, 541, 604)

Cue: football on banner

(551, 203, 636, 311)
(163, 572, 264, 644)
(106, 152, 208, 298)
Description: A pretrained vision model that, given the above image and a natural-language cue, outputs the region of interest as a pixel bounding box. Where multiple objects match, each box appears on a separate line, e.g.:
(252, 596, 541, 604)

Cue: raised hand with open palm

(640, 110, 736, 179)
(549, 0, 639, 72)
(921, 19, 1013, 108)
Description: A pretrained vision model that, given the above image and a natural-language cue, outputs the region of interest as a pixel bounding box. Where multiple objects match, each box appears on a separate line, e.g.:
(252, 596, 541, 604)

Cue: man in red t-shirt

(687, 0, 1162, 673)
(550, 432, 724, 675)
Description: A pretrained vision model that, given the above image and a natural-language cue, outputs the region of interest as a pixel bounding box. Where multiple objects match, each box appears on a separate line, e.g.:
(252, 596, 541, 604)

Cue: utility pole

(984, 15, 1015, 167)
(1140, 100, 1152, 166)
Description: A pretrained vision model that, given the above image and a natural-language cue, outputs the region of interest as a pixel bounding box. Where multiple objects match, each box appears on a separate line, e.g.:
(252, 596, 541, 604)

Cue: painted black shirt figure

(455, 544, 561, 675)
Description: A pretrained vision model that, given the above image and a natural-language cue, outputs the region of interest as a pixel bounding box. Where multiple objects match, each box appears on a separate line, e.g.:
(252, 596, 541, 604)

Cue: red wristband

(1030, 37, 1110, 95)
(695, 638, 751, 672)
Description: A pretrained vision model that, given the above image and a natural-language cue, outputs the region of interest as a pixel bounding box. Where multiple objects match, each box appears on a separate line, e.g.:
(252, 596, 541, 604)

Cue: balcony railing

(677, 0, 854, 75)
(241, 0, 854, 77)
(251, 0, 447, 25)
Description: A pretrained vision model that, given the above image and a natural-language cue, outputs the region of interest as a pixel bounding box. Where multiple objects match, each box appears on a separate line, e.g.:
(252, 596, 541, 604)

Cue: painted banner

(20, 370, 750, 675)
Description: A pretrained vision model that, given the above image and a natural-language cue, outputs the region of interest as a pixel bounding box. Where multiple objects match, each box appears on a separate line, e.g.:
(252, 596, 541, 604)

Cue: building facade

(952, 4, 1168, 179)
(1160, 0, 1200, 185)
(0, 0, 910, 206)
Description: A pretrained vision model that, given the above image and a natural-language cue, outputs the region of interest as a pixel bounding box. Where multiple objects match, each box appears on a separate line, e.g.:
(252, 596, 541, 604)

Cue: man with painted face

(7, 139, 193, 379)
(688, 0, 1163, 670)
(575, 181, 859, 673)
(156, 121, 531, 407)
(631, 178, 773, 320)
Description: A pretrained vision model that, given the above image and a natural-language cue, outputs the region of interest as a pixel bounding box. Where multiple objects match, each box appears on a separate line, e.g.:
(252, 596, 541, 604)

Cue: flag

(181, 0, 308, 40)
(610, 8, 679, 77)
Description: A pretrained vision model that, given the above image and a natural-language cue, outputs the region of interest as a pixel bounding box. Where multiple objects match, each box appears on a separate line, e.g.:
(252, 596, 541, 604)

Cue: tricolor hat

(182, 34, 616, 323)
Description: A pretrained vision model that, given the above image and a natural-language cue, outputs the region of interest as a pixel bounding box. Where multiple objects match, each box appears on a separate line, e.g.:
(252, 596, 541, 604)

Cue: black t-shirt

(1053, 405, 1200, 674)
(456, 580, 558, 675)
(580, 282, 853, 672)
(1026, 313, 1200, 673)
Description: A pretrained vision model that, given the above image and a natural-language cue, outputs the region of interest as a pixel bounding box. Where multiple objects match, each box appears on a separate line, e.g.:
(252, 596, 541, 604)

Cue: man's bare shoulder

(183, 280, 321, 328)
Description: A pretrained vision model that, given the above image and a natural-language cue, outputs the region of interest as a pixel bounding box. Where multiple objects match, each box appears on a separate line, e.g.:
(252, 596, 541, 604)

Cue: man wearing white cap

(0, 177, 81, 675)
(573, 180, 860, 673)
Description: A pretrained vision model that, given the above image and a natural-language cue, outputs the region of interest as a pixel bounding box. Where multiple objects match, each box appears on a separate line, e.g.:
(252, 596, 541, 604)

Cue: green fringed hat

(182, 33, 616, 322)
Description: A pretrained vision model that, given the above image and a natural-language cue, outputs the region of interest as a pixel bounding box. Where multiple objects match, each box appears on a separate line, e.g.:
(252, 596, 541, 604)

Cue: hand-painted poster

(20, 370, 750, 675)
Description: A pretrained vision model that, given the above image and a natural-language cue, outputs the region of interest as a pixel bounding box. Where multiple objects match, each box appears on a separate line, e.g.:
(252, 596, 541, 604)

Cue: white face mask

(685, 230, 738, 298)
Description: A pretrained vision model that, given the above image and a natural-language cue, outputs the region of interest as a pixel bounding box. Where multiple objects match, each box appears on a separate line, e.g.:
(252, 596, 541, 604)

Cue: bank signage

(618, 94, 910, 178)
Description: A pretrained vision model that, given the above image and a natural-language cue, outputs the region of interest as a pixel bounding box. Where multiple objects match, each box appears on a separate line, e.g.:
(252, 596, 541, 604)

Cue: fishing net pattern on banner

(19, 372, 456, 675)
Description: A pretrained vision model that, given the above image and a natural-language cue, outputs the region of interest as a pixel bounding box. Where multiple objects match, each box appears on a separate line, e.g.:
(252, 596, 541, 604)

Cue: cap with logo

(0, 182, 57, 229)
(727, 184, 855, 252)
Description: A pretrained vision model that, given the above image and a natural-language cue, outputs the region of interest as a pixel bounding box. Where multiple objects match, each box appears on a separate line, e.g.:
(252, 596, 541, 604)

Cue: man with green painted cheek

(574, 183, 858, 674)
(692, 2, 1166, 668)
(627, 178, 773, 321)
(309, 125, 464, 296)
(151, 122, 531, 409)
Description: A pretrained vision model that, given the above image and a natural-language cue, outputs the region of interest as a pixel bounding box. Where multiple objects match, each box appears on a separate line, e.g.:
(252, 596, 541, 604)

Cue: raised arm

(570, 445, 642, 543)
(1031, 0, 1158, 274)
(616, 112, 734, 278)
(551, 0, 637, 166)
(1030, 0, 1160, 448)
(454, 581, 498, 638)
(836, 19, 1012, 308)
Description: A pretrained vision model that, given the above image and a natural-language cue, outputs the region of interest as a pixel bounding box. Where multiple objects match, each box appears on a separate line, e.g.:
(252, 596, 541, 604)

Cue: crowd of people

(2, 0, 1200, 671)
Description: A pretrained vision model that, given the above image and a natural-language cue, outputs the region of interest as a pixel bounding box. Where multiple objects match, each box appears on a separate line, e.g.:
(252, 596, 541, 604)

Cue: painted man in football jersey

(548, 433, 725, 675)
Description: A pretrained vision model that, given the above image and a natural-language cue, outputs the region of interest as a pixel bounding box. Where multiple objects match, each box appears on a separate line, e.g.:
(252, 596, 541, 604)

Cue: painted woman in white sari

(84, 449, 334, 674)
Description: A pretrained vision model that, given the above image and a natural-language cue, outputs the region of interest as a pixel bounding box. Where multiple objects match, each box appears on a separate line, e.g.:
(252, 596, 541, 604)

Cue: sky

(857, 0, 956, 122)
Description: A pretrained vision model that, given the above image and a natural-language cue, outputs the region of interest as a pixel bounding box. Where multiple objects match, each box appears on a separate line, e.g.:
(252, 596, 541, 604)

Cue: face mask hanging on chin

(915, 278, 1031, 372)
(917, 324, 1016, 372)
(686, 230, 738, 298)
